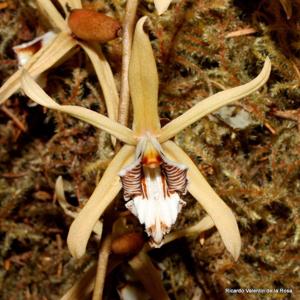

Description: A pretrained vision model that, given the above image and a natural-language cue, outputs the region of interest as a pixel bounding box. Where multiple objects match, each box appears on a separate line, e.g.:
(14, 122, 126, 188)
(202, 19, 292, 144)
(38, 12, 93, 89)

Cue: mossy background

(0, 0, 299, 299)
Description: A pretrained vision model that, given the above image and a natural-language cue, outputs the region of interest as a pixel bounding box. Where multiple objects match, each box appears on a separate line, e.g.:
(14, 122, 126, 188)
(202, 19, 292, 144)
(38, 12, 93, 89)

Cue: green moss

(0, 0, 299, 299)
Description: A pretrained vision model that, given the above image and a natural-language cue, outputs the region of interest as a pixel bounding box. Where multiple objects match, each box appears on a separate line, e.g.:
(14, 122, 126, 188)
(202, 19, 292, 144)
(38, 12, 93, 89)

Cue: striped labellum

(119, 134, 188, 246)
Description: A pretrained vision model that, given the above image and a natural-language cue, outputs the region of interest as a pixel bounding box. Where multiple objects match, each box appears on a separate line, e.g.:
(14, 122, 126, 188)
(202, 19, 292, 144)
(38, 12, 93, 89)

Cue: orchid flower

(21, 17, 271, 260)
(0, 0, 119, 122)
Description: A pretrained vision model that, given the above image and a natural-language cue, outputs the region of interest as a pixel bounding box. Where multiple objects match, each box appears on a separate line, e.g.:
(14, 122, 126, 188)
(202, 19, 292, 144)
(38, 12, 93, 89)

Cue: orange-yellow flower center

(141, 139, 162, 168)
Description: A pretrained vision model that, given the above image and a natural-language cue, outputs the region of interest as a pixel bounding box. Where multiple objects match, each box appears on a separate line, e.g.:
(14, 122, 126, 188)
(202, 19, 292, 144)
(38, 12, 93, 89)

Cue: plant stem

(92, 233, 112, 300)
(118, 0, 139, 127)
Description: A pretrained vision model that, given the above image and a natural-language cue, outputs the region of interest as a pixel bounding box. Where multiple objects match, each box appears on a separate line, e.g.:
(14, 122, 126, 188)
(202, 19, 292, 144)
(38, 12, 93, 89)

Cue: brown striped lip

(119, 135, 188, 245)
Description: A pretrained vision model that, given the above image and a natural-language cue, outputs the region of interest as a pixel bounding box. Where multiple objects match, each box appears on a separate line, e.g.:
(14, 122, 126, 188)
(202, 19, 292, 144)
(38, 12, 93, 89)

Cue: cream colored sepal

(0, 32, 76, 105)
(67, 145, 135, 258)
(129, 17, 160, 135)
(158, 57, 271, 143)
(36, 0, 67, 31)
(154, 0, 173, 15)
(162, 141, 241, 261)
(21, 72, 136, 145)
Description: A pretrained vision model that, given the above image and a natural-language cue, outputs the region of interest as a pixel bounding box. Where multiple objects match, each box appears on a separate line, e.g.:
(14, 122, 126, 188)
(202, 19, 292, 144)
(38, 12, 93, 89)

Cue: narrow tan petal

(129, 17, 160, 135)
(55, 176, 103, 236)
(154, 0, 172, 15)
(159, 57, 271, 143)
(67, 145, 135, 258)
(162, 141, 241, 260)
(61, 264, 96, 300)
(80, 42, 119, 123)
(55, 176, 79, 220)
(25, 32, 76, 75)
(21, 72, 136, 145)
(162, 215, 214, 245)
(36, 0, 67, 31)
(0, 32, 76, 105)
(129, 251, 170, 300)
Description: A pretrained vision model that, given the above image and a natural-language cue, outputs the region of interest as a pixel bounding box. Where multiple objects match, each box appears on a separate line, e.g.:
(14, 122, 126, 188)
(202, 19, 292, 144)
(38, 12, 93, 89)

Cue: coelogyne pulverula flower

(119, 133, 188, 245)
(21, 17, 271, 260)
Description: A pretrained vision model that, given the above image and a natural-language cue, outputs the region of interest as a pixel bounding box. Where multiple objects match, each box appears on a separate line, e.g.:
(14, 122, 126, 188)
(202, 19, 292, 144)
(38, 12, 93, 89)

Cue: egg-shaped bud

(68, 9, 121, 43)
(111, 232, 144, 255)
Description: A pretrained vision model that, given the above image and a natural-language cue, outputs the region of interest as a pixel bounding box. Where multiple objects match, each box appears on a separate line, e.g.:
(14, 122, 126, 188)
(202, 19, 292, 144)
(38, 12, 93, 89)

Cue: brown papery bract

(68, 9, 121, 43)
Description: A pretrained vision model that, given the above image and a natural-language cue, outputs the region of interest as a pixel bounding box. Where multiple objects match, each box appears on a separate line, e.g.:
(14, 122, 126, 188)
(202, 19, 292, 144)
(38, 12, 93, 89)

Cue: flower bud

(111, 232, 144, 255)
(68, 9, 121, 43)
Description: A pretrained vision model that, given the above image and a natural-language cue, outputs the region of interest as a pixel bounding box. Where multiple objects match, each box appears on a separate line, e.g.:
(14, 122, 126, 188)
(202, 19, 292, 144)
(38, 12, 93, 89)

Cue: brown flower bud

(111, 232, 144, 255)
(68, 9, 121, 43)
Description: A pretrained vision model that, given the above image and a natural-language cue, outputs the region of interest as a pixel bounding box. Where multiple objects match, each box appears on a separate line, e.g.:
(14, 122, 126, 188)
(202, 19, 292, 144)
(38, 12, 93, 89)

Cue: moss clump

(0, 0, 299, 299)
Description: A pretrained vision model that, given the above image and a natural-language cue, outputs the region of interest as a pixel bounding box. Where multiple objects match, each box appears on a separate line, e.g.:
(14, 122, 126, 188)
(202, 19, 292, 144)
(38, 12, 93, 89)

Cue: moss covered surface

(0, 0, 299, 299)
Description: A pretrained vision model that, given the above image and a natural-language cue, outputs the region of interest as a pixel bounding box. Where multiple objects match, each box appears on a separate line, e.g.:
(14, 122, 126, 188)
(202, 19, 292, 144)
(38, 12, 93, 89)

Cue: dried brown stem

(61, 264, 97, 300)
(92, 233, 112, 300)
(129, 251, 170, 300)
(1, 172, 28, 178)
(273, 109, 300, 132)
(1, 106, 26, 132)
(225, 27, 256, 38)
(118, 0, 139, 127)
